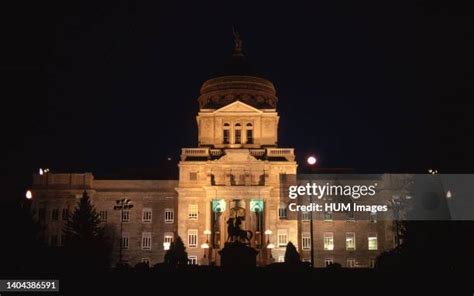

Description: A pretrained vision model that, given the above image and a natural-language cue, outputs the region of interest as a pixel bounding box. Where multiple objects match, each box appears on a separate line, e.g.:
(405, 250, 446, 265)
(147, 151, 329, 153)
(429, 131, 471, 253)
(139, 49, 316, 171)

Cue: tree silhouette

(284, 241, 301, 264)
(164, 236, 188, 268)
(63, 191, 111, 270)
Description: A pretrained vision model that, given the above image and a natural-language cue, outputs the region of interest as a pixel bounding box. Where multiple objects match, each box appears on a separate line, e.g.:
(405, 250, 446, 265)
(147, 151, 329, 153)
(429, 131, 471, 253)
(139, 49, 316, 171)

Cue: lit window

(188, 229, 198, 248)
(164, 208, 174, 223)
(62, 208, 69, 221)
(325, 258, 334, 267)
(346, 232, 356, 250)
(302, 232, 311, 250)
(188, 204, 198, 220)
(324, 232, 334, 250)
(278, 256, 285, 263)
(301, 211, 310, 221)
(164, 232, 174, 244)
(189, 172, 197, 181)
(122, 210, 130, 222)
(188, 256, 198, 265)
(368, 233, 378, 250)
(142, 208, 152, 223)
(347, 259, 356, 268)
(99, 210, 108, 222)
(246, 123, 253, 144)
(234, 123, 241, 144)
(121, 234, 129, 249)
(278, 202, 287, 219)
(142, 232, 152, 250)
(277, 229, 288, 248)
(223, 123, 230, 144)
(324, 211, 333, 221)
(51, 209, 59, 221)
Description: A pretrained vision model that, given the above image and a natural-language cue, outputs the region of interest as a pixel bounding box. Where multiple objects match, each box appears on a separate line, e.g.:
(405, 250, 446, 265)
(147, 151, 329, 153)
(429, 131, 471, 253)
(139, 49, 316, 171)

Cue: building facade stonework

(30, 43, 396, 268)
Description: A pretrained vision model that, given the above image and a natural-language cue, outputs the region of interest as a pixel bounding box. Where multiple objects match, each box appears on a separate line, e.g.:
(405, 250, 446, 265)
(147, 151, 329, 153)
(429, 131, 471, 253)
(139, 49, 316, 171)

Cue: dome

(198, 31, 278, 110)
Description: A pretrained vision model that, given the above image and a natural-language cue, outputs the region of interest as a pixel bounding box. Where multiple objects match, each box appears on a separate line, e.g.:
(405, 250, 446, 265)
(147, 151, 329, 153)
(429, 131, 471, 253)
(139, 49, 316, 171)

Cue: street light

(163, 242, 171, 251)
(202, 229, 211, 261)
(26, 190, 33, 200)
(113, 198, 133, 264)
(307, 155, 318, 268)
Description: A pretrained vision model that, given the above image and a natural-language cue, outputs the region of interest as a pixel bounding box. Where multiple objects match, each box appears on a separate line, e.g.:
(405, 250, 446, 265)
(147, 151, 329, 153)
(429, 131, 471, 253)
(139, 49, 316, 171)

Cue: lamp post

(204, 230, 211, 262)
(265, 229, 274, 262)
(307, 155, 317, 268)
(114, 198, 133, 264)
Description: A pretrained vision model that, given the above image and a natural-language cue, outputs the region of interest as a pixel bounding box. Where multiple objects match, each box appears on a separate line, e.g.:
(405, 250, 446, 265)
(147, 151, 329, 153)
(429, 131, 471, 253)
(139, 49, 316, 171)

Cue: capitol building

(30, 36, 398, 268)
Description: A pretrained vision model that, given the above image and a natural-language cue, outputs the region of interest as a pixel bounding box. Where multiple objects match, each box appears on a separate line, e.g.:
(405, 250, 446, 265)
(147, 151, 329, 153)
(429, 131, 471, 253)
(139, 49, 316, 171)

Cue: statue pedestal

(218, 242, 259, 269)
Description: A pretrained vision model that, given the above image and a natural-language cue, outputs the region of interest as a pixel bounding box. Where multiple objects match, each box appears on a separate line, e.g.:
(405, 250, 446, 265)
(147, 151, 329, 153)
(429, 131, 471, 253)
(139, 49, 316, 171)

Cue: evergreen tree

(63, 191, 110, 270)
(284, 241, 301, 264)
(164, 236, 188, 268)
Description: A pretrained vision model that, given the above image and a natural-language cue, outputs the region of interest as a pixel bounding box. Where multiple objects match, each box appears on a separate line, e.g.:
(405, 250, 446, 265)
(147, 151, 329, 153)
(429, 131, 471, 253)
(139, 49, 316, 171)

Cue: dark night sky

(3, 0, 474, 200)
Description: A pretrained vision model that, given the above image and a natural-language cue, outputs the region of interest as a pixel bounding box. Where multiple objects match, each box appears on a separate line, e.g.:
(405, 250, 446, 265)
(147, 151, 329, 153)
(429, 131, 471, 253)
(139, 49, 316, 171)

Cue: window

(347, 259, 356, 268)
(188, 256, 198, 265)
(50, 235, 58, 247)
(51, 209, 59, 221)
(278, 202, 287, 219)
(346, 232, 356, 250)
(62, 208, 69, 221)
(301, 211, 310, 221)
(142, 208, 152, 223)
(188, 229, 198, 248)
(246, 123, 253, 144)
(164, 208, 174, 223)
(368, 233, 378, 250)
(370, 211, 377, 223)
(142, 258, 150, 265)
(324, 232, 334, 250)
(164, 233, 174, 244)
(223, 123, 230, 144)
(122, 210, 130, 222)
(277, 229, 288, 248)
(278, 256, 285, 263)
(302, 232, 311, 250)
(142, 232, 152, 250)
(38, 208, 46, 221)
(325, 258, 334, 267)
(324, 211, 332, 221)
(99, 210, 108, 222)
(189, 172, 197, 181)
(121, 234, 129, 249)
(369, 258, 376, 268)
(234, 123, 241, 144)
(188, 204, 198, 220)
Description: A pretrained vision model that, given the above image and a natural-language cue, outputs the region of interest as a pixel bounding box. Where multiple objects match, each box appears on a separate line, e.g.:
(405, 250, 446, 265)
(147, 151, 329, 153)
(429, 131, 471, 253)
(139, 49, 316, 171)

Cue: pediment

(213, 101, 263, 114)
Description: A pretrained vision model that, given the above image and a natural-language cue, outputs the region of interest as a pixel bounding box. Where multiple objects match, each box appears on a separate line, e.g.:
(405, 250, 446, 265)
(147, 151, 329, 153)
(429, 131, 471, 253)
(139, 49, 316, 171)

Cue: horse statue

(227, 216, 253, 244)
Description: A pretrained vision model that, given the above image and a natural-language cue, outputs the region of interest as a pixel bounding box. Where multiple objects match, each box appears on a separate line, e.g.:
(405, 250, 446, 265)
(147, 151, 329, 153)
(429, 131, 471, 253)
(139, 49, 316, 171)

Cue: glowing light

(264, 230, 272, 235)
(267, 243, 275, 249)
(307, 156, 317, 165)
(39, 168, 44, 175)
(204, 230, 211, 235)
(26, 190, 33, 199)
(201, 243, 209, 249)
(446, 190, 452, 199)
(163, 242, 171, 250)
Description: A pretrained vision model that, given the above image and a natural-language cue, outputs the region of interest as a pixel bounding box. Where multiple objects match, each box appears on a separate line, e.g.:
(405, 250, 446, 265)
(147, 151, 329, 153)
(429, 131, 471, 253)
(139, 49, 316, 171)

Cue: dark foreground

(1, 268, 472, 295)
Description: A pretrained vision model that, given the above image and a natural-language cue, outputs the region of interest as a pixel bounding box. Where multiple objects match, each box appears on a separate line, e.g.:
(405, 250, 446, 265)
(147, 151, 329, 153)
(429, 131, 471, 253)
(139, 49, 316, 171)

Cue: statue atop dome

(232, 26, 243, 56)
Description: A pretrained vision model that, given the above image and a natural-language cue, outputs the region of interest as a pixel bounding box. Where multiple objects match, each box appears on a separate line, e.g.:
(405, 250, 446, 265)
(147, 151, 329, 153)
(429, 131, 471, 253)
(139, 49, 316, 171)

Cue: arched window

(278, 202, 288, 219)
(234, 123, 242, 144)
(223, 123, 230, 144)
(246, 123, 253, 144)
